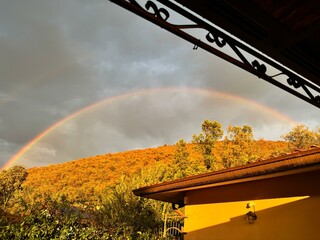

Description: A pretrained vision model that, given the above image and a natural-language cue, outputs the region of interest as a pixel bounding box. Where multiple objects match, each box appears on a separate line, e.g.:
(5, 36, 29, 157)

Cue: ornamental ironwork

(110, 0, 320, 108)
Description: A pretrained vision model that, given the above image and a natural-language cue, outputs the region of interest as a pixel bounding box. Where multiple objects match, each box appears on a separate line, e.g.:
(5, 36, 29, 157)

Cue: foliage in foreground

(1, 194, 165, 240)
(0, 164, 179, 239)
(2, 121, 319, 239)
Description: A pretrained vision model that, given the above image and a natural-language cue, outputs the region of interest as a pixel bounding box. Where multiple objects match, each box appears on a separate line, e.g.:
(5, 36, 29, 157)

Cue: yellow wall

(184, 196, 320, 240)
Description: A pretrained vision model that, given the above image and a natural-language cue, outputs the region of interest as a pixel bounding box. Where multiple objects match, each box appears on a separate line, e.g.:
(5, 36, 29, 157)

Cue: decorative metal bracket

(110, 0, 320, 109)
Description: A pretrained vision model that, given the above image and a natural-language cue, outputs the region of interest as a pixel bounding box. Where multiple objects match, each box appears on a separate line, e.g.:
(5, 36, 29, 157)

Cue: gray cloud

(1, 0, 319, 169)
(15, 89, 295, 168)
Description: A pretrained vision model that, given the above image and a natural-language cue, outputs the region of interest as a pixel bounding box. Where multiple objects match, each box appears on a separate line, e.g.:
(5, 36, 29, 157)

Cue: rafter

(110, 0, 320, 108)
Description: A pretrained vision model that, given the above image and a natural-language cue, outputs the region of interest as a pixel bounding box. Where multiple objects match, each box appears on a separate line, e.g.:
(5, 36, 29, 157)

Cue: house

(133, 147, 320, 240)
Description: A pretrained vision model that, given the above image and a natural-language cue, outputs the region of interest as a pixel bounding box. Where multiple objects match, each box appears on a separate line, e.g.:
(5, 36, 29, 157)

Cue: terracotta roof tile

(133, 147, 320, 197)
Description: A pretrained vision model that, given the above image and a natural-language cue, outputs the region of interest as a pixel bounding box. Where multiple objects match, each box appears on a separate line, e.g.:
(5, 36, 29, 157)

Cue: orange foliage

(23, 141, 288, 203)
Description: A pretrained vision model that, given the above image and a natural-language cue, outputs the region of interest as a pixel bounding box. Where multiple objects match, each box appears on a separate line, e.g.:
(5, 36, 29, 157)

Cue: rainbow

(1, 87, 296, 170)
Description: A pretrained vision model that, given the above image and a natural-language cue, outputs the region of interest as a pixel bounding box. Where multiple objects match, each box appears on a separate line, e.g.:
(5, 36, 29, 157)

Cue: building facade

(133, 147, 320, 240)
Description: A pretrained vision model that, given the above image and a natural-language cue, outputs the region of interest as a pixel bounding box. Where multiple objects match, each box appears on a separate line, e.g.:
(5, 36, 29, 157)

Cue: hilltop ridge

(23, 141, 287, 203)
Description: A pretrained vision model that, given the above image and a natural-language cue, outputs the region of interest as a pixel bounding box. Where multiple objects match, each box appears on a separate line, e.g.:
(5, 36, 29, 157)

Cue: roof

(174, 0, 320, 89)
(111, 0, 320, 107)
(133, 147, 320, 203)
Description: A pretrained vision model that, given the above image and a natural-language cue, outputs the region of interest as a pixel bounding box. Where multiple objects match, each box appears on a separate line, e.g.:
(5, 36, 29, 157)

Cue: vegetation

(192, 120, 223, 170)
(0, 165, 172, 239)
(282, 124, 320, 149)
(0, 165, 28, 208)
(218, 125, 256, 168)
(1, 121, 318, 239)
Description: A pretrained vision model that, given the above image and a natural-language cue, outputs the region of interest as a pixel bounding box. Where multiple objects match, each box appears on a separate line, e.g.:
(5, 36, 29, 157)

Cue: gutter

(133, 147, 320, 197)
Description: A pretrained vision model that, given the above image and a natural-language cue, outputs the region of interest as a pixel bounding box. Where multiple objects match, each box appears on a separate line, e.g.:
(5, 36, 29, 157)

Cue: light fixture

(246, 201, 257, 223)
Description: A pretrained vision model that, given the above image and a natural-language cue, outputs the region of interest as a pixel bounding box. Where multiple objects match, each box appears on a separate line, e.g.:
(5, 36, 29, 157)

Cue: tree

(97, 167, 174, 239)
(220, 125, 256, 168)
(192, 120, 223, 170)
(0, 165, 28, 208)
(282, 124, 320, 149)
(227, 125, 253, 145)
(317, 127, 320, 143)
(173, 139, 189, 177)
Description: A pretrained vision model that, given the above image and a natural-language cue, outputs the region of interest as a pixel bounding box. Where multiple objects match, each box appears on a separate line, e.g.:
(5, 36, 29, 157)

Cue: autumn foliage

(23, 140, 287, 204)
(1, 121, 319, 239)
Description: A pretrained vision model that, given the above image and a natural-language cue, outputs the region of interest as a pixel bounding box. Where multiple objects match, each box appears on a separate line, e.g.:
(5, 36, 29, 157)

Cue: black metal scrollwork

(111, 0, 320, 108)
(127, 0, 170, 21)
(206, 30, 227, 48)
(287, 76, 302, 89)
(252, 60, 267, 75)
(145, 1, 170, 20)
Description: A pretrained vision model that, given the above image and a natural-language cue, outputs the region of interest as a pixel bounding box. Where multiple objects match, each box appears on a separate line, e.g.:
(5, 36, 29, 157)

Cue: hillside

(24, 145, 177, 202)
(23, 140, 288, 203)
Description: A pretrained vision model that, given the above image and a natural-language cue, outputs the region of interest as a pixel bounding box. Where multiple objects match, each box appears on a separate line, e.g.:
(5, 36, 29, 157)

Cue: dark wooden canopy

(111, 0, 320, 107)
(175, 0, 320, 88)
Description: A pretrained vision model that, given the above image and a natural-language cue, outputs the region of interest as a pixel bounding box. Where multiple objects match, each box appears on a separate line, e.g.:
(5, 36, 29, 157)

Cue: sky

(1, 0, 319, 170)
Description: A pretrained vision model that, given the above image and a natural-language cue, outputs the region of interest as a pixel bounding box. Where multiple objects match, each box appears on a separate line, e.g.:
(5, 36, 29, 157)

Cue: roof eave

(133, 148, 320, 199)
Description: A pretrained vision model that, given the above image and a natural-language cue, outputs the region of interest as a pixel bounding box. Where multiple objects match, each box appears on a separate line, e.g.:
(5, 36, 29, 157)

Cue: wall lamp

(246, 201, 257, 223)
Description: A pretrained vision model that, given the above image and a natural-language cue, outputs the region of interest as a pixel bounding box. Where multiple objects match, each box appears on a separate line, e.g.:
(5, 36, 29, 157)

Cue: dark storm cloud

(1, 0, 319, 169)
(0, 1, 105, 167)
(0, 0, 192, 168)
(15, 89, 297, 168)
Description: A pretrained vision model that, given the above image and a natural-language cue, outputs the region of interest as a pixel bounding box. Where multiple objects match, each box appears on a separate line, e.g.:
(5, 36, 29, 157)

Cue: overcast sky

(1, 0, 319, 169)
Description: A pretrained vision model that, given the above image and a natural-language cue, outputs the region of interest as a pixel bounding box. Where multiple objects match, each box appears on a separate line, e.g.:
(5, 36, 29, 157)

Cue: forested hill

(24, 140, 287, 203)
(2, 123, 318, 239)
(24, 145, 178, 202)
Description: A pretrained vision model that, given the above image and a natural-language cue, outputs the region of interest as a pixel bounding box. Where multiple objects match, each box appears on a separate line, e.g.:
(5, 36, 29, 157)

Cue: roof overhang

(110, 0, 320, 108)
(133, 148, 320, 204)
(175, 0, 320, 87)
